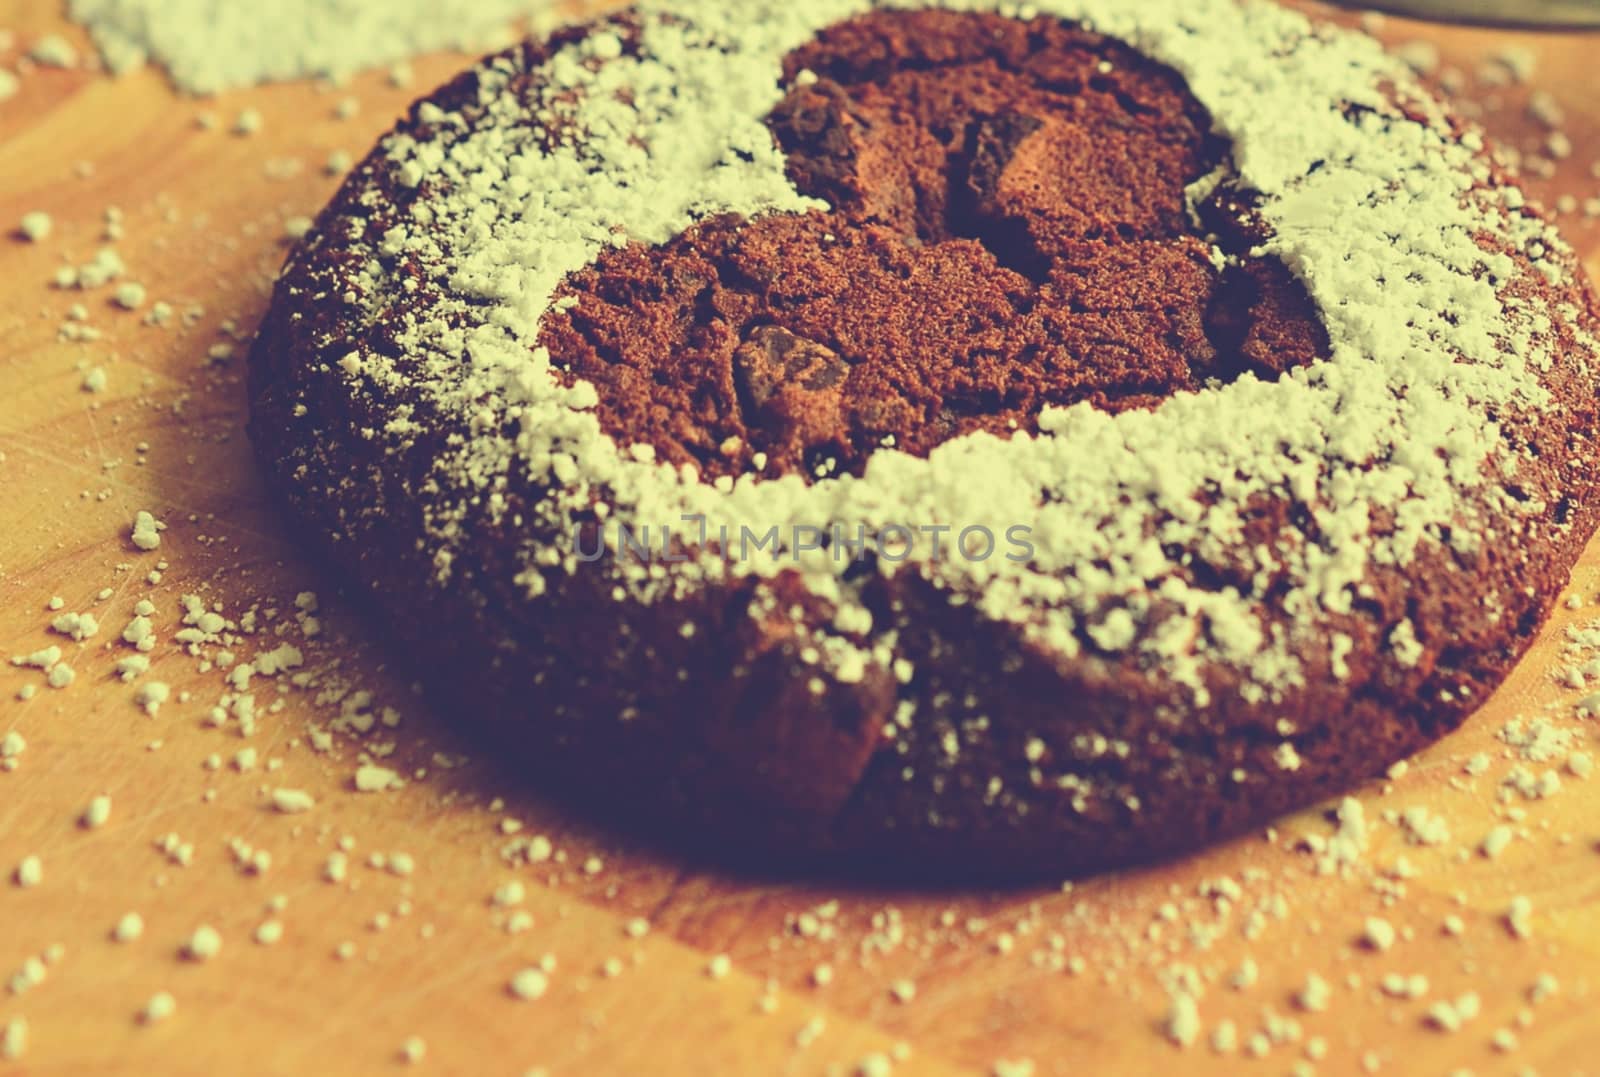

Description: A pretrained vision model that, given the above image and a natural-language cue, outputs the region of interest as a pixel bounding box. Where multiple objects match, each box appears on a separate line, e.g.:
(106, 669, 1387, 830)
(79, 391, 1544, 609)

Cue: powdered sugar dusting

(68, 0, 558, 92)
(291, 0, 1595, 700)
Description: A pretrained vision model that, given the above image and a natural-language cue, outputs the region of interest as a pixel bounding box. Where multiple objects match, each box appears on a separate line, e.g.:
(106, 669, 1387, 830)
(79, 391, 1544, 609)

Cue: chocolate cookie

(249, 0, 1600, 878)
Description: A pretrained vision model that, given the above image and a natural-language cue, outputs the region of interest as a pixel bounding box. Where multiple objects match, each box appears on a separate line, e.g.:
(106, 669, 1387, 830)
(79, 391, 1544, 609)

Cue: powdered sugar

(286, 0, 1595, 699)
(68, 0, 558, 93)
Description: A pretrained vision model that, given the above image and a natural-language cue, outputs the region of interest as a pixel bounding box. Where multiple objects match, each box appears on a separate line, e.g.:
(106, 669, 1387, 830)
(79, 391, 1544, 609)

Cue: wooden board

(2, 3, 1600, 1074)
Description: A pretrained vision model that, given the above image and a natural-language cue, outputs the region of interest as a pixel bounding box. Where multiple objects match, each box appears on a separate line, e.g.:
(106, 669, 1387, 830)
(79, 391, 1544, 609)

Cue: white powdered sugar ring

(251, 0, 1600, 872)
(359, 0, 1579, 691)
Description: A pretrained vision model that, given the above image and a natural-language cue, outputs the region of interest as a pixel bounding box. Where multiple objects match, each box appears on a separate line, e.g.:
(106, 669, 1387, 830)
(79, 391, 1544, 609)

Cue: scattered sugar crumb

(140, 991, 176, 1025)
(130, 510, 165, 550)
(270, 788, 316, 814)
(509, 967, 549, 1000)
(81, 794, 112, 829)
(182, 924, 221, 961)
(113, 912, 144, 943)
(14, 856, 42, 889)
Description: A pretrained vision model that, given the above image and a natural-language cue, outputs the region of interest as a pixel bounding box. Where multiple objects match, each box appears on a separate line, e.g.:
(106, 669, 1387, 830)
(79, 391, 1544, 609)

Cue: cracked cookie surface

(540, 13, 1326, 481)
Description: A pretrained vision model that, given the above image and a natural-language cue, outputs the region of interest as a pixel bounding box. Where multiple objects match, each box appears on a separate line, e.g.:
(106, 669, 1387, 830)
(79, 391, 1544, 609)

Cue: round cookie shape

(249, 0, 1600, 877)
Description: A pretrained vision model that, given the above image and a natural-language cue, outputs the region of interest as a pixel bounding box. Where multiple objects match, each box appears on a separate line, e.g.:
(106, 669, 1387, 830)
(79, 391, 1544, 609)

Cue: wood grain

(2, 3, 1599, 1074)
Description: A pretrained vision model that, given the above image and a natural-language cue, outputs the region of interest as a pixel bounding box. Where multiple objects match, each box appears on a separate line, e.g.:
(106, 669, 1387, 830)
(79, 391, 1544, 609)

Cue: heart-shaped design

(539, 10, 1327, 482)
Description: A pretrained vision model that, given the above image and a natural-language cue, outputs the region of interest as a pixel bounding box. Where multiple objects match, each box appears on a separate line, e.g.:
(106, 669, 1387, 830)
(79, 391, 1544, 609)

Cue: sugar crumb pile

(66, 0, 565, 93)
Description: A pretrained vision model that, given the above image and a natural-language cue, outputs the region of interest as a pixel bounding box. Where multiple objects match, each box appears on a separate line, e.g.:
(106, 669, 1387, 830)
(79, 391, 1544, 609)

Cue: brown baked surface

(541, 15, 1325, 481)
(247, 7, 1600, 879)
